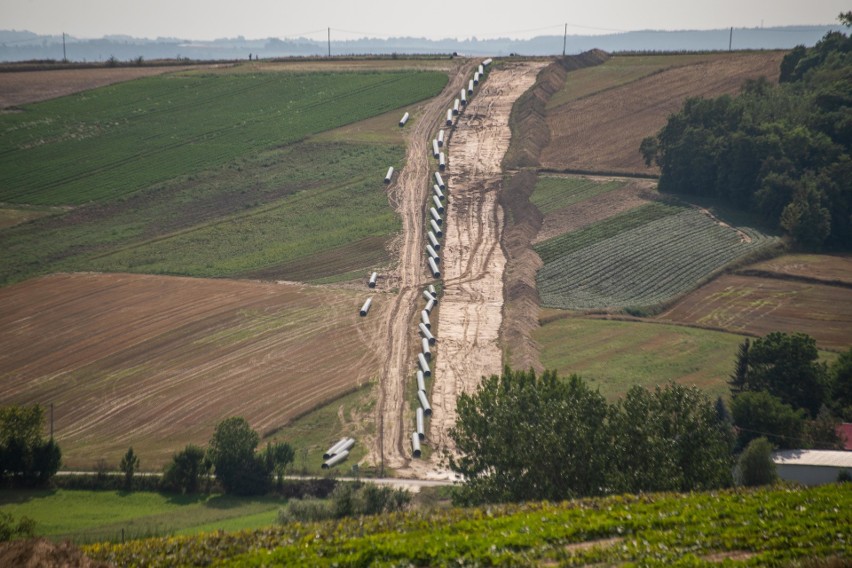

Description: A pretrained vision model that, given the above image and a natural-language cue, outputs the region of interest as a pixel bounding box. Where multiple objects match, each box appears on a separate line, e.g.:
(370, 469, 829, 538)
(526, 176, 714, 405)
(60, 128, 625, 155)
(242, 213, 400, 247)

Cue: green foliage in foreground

(0, 70, 447, 205)
(84, 484, 852, 567)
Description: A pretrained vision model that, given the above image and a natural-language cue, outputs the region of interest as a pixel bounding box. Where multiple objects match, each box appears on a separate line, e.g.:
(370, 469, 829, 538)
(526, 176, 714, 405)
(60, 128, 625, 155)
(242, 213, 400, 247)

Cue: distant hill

(0, 26, 843, 62)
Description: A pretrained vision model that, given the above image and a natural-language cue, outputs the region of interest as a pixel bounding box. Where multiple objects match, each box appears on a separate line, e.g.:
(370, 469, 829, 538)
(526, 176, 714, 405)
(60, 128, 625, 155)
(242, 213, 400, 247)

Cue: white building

(772, 450, 852, 486)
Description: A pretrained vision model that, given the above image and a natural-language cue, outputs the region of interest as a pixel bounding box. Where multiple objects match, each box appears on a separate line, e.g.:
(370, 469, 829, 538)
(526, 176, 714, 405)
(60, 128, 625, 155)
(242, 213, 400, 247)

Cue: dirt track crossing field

(429, 62, 546, 461)
(371, 59, 475, 474)
(0, 273, 383, 468)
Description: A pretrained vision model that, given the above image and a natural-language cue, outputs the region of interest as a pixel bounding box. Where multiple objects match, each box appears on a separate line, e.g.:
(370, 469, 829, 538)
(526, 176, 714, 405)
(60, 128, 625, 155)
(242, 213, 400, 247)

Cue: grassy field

(529, 176, 626, 214)
(266, 384, 377, 476)
(85, 484, 851, 566)
(0, 70, 447, 205)
(0, 489, 282, 543)
(535, 315, 747, 400)
(0, 140, 403, 286)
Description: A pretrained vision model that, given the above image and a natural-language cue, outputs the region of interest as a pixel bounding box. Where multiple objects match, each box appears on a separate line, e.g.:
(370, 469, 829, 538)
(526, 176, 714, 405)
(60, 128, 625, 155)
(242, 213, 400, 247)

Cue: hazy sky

(2, 0, 848, 40)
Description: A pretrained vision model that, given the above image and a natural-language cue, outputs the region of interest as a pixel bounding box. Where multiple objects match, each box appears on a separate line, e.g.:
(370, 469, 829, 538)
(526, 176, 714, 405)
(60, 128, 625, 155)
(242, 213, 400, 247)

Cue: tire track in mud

(428, 62, 546, 462)
(371, 60, 476, 472)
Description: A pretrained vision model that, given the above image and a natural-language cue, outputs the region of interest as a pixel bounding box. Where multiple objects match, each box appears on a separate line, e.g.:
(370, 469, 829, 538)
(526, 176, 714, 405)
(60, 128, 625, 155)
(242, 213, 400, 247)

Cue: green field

(0, 66, 452, 286)
(0, 489, 282, 543)
(529, 176, 626, 214)
(536, 206, 780, 310)
(85, 484, 851, 566)
(535, 316, 748, 400)
(0, 70, 447, 205)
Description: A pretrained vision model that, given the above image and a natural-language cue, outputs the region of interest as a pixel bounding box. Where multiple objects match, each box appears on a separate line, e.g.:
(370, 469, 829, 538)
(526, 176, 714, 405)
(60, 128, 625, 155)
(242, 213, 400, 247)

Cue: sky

(2, 0, 848, 41)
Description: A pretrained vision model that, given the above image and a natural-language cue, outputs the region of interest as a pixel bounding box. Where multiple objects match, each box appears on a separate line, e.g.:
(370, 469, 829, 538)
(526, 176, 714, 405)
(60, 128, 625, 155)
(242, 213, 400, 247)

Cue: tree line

(640, 16, 852, 250)
(449, 336, 851, 505)
(0, 410, 294, 497)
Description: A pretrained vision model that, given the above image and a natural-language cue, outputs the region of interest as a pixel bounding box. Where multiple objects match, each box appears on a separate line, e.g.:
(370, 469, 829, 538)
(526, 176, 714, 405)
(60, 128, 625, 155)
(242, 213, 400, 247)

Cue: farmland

(536, 203, 780, 311)
(0, 69, 447, 205)
(0, 273, 386, 469)
(541, 51, 784, 174)
(535, 315, 746, 400)
(84, 484, 852, 566)
(658, 269, 852, 351)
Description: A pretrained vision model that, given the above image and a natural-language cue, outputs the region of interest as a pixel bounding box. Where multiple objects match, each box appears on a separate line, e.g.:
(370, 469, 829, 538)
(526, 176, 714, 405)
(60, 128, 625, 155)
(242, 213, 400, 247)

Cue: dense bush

(449, 367, 734, 505)
(278, 482, 410, 523)
(0, 511, 36, 541)
(0, 404, 61, 487)
(735, 437, 778, 487)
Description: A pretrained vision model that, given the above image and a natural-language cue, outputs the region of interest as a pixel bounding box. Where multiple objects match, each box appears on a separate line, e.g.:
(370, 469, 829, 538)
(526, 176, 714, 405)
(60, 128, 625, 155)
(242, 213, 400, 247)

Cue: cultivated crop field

(0, 69, 447, 205)
(536, 202, 780, 311)
(0, 273, 386, 468)
(658, 271, 852, 351)
(85, 484, 851, 566)
(541, 51, 784, 174)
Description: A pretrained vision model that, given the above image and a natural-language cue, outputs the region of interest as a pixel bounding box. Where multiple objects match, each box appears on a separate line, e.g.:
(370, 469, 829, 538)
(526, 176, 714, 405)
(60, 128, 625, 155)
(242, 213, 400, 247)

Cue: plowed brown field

(657, 265, 852, 351)
(0, 273, 384, 468)
(541, 52, 785, 174)
(0, 65, 207, 108)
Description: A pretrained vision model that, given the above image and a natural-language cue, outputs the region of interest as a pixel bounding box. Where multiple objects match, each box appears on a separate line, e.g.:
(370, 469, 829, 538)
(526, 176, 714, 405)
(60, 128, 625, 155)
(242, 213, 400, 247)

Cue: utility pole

(62, 32, 67, 62)
(562, 23, 567, 58)
(327, 27, 331, 58)
(729, 27, 733, 51)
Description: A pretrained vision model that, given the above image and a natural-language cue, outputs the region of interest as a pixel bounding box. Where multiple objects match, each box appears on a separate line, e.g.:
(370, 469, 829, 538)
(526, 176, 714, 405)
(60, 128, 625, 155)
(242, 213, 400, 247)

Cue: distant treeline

(642, 25, 852, 250)
(0, 25, 843, 62)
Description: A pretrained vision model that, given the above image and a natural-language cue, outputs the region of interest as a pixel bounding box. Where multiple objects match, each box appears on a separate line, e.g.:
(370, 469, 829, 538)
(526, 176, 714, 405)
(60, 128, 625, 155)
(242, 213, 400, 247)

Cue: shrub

(278, 498, 336, 523)
(0, 511, 36, 541)
(736, 437, 778, 487)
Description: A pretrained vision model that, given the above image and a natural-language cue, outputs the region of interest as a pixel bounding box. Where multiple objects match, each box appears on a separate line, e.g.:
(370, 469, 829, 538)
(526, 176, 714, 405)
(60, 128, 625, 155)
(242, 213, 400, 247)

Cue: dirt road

(371, 60, 476, 473)
(429, 62, 546, 460)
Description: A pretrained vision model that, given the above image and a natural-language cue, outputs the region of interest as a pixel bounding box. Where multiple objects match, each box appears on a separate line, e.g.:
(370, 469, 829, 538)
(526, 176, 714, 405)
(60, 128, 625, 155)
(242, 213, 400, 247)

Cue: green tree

(731, 390, 807, 449)
(449, 368, 612, 505)
(263, 442, 295, 489)
(611, 383, 734, 493)
(119, 447, 139, 491)
(207, 417, 267, 495)
(828, 348, 852, 420)
(805, 405, 843, 449)
(729, 338, 750, 395)
(0, 404, 61, 486)
(734, 332, 828, 416)
(735, 437, 777, 487)
(162, 444, 208, 494)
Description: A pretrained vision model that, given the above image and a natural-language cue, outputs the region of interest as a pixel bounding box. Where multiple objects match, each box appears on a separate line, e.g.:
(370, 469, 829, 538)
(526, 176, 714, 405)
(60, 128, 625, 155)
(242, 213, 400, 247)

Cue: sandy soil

(0, 272, 383, 468)
(0, 66, 209, 108)
(369, 59, 476, 474)
(541, 52, 784, 174)
(429, 62, 546, 459)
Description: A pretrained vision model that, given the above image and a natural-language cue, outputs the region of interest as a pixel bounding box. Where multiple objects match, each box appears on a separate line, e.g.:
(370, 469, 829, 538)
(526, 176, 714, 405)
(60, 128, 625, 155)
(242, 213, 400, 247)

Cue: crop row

(0, 70, 447, 205)
(534, 201, 684, 264)
(84, 483, 851, 566)
(530, 176, 626, 214)
(537, 208, 780, 310)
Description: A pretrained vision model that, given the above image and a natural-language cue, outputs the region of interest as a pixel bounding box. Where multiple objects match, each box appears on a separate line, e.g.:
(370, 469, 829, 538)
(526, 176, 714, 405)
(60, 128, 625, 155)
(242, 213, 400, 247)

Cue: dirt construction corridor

(375, 61, 545, 476)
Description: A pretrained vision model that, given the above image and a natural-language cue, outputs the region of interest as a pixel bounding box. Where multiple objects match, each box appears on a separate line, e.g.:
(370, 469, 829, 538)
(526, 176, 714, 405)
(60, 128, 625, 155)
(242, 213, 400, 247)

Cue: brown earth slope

(541, 52, 784, 175)
(0, 273, 384, 468)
